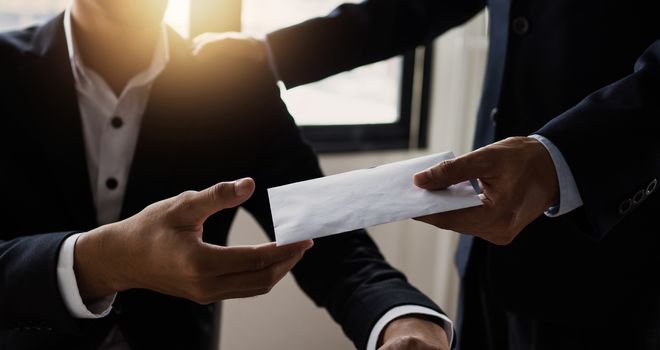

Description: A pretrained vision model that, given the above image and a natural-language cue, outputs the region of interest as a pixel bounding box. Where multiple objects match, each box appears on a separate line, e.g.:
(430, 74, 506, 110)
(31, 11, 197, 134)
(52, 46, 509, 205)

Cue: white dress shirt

(529, 134, 584, 216)
(55, 7, 454, 350)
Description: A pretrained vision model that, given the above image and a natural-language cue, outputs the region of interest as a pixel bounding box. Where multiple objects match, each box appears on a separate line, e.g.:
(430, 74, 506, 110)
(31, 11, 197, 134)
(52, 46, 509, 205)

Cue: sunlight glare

(164, 0, 190, 38)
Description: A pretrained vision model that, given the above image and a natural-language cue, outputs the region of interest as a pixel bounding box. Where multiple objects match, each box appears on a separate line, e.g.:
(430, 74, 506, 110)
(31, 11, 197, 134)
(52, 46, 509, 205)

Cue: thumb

(185, 178, 256, 221)
(413, 154, 484, 190)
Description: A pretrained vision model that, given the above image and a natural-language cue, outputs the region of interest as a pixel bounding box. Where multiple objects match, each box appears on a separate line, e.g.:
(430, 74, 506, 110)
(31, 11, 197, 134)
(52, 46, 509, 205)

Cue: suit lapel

(121, 29, 195, 219)
(17, 14, 97, 229)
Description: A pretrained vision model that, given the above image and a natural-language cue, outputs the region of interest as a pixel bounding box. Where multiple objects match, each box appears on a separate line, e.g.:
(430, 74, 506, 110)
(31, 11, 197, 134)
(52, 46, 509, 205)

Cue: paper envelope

(268, 152, 483, 245)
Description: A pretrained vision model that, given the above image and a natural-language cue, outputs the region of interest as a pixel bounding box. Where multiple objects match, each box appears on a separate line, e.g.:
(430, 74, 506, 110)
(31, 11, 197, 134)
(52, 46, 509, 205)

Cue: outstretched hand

(75, 178, 313, 304)
(413, 137, 559, 245)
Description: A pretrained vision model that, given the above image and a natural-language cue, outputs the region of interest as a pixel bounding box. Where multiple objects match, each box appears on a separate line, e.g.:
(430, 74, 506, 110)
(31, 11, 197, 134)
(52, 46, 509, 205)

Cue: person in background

(0, 1, 456, 349)
(195, 0, 660, 349)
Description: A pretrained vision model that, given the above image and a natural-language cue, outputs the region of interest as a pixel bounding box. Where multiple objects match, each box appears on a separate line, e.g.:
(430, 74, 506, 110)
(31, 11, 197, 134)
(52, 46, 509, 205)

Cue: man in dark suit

(0, 1, 454, 349)
(196, 0, 660, 349)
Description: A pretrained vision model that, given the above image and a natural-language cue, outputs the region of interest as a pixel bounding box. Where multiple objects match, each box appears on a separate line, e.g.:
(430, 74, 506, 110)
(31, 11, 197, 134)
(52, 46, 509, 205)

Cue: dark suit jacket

(0, 14, 444, 350)
(266, 0, 660, 328)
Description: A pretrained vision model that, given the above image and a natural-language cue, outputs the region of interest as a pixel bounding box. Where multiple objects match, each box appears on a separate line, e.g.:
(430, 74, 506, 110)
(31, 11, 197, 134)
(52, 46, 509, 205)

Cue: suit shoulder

(0, 26, 38, 65)
(198, 50, 278, 88)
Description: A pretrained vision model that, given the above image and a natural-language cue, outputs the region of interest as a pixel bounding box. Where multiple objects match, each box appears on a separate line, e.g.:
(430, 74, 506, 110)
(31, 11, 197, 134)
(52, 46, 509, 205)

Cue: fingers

(196, 240, 314, 276)
(183, 241, 312, 304)
(192, 32, 265, 62)
(413, 152, 489, 191)
(415, 205, 490, 234)
(415, 199, 521, 245)
(205, 248, 307, 301)
(181, 178, 256, 221)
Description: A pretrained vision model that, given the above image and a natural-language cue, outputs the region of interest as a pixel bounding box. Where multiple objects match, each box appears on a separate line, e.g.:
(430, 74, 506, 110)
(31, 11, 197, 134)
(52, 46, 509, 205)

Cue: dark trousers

(457, 241, 660, 350)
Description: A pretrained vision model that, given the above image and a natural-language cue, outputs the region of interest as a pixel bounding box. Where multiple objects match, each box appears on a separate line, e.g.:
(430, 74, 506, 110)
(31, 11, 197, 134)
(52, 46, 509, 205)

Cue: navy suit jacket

(0, 14, 443, 350)
(266, 0, 660, 327)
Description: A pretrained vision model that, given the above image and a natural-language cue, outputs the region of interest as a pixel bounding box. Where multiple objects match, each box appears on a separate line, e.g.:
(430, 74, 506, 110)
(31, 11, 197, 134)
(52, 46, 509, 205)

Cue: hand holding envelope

(268, 152, 483, 245)
(413, 137, 560, 245)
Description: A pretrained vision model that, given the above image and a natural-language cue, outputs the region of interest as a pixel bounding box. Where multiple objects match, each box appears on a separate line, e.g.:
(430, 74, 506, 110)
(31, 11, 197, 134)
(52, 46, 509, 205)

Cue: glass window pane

(164, 0, 191, 38)
(0, 0, 68, 31)
(242, 0, 402, 126)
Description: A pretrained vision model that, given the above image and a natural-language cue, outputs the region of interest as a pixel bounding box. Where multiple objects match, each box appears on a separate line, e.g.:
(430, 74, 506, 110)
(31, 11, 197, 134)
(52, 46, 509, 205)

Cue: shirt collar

(63, 5, 170, 92)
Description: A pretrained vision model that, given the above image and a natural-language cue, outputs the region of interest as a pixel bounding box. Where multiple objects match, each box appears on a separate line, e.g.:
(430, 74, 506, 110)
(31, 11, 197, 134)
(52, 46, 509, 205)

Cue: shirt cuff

(56, 233, 116, 319)
(529, 134, 584, 217)
(366, 305, 454, 350)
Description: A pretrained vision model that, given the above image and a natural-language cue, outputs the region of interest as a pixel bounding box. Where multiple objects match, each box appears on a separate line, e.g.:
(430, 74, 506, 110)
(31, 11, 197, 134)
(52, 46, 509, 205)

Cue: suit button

(647, 179, 657, 195)
(490, 108, 499, 126)
(618, 198, 632, 215)
(106, 178, 119, 190)
(633, 189, 646, 205)
(113, 304, 123, 316)
(512, 16, 530, 35)
(111, 116, 124, 129)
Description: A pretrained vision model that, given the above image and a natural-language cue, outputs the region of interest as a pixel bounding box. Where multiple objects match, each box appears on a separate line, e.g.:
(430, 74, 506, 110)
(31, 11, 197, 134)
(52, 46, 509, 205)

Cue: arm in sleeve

(266, 0, 486, 88)
(535, 38, 660, 239)
(238, 62, 449, 350)
(528, 134, 583, 217)
(0, 231, 85, 334)
(57, 233, 116, 319)
(367, 306, 455, 350)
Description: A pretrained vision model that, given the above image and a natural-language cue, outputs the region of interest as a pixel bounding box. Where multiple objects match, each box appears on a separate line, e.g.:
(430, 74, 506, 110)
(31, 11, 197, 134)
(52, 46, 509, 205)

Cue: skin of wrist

(378, 315, 449, 347)
(524, 137, 560, 208)
(74, 223, 128, 301)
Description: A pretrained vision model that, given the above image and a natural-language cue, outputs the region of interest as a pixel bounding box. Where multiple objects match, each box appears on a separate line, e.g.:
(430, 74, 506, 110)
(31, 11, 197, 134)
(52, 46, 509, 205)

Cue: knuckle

(255, 287, 272, 296)
(390, 336, 424, 348)
(431, 160, 453, 178)
(208, 182, 233, 204)
(492, 237, 511, 246)
(171, 191, 197, 213)
(188, 284, 208, 304)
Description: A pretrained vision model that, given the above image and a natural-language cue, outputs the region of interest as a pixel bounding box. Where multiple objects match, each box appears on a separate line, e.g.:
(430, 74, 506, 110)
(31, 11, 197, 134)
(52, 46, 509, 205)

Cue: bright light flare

(164, 0, 190, 37)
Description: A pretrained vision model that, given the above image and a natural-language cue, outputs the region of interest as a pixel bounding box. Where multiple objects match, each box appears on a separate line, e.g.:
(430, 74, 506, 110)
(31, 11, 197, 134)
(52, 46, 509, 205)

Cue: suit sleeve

(266, 0, 485, 88)
(0, 232, 86, 334)
(536, 39, 660, 240)
(239, 62, 445, 350)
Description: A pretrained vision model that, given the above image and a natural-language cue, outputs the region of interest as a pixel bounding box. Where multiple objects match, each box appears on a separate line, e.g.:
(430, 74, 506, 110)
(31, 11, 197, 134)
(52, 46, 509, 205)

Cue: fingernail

(302, 240, 314, 250)
(413, 170, 432, 186)
(234, 178, 252, 196)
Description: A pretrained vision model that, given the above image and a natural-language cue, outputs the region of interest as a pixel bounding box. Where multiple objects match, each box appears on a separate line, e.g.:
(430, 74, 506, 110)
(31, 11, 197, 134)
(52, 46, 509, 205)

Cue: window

(0, 0, 68, 31)
(183, 0, 433, 152)
(239, 0, 432, 152)
(242, 0, 401, 126)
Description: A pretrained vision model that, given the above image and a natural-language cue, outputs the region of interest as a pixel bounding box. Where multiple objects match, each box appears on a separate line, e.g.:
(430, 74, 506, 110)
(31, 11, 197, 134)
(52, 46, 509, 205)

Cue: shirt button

(111, 116, 124, 129)
(512, 16, 530, 35)
(106, 178, 119, 190)
(490, 108, 499, 126)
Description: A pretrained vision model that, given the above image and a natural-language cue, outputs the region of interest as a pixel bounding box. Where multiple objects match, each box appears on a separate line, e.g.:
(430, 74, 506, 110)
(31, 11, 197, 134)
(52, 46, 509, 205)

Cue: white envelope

(268, 152, 483, 245)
